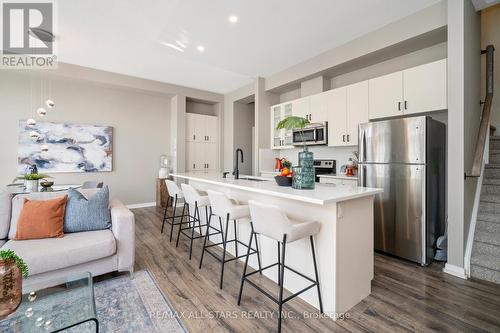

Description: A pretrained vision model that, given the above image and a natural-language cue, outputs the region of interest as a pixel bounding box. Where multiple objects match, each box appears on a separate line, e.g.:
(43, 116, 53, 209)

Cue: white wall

(0, 71, 171, 205)
(481, 4, 500, 128)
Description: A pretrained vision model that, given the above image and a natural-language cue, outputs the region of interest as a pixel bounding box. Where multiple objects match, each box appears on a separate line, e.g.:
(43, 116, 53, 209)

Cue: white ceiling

(57, 0, 440, 94)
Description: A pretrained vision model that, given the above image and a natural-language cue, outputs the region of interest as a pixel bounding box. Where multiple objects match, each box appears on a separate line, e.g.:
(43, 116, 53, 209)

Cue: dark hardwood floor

(133, 206, 500, 333)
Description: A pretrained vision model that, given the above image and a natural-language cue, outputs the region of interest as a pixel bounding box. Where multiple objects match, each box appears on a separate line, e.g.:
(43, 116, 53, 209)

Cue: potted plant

(0, 250, 28, 319)
(276, 116, 315, 189)
(16, 173, 50, 192)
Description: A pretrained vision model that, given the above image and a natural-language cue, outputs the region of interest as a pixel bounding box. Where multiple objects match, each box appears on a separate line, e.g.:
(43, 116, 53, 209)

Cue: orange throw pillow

(15, 195, 67, 240)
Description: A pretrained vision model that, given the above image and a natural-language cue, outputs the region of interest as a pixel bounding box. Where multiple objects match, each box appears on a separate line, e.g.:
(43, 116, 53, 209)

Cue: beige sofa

(0, 189, 135, 291)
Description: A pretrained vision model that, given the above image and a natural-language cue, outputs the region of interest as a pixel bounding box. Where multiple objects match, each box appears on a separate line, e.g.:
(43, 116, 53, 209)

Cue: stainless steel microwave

(292, 121, 328, 146)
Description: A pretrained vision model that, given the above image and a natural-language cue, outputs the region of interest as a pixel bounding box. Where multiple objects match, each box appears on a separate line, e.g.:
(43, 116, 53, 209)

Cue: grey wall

(0, 71, 171, 205)
(233, 102, 255, 175)
(481, 4, 500, 128)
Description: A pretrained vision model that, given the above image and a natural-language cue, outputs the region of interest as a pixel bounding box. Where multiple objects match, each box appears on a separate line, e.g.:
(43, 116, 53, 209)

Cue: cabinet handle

(207, 163, 209, 168)
(193, 135, 196, 140)
(347, 134, 350, 142)
(193, 164, 195, 169)
(398, 102, 401, 111)
(343, 135, 346, 142)
(207, 135, 209, 141)
(404, 101, 408, 110)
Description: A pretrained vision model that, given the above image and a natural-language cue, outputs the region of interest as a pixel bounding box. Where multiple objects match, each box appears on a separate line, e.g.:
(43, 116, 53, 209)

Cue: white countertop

(318, 174, 358, 181)
(170, 172, 382, 205)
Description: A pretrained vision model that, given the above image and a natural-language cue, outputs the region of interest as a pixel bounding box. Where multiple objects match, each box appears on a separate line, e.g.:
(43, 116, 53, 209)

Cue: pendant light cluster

(28, 74, 55, 152)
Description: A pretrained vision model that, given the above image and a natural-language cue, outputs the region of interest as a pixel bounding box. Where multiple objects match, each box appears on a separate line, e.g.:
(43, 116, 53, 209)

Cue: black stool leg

(175, 203, 188, 247)
(197, 205, 203, 235)
(161, 195, 170, 233)
(277, 241, 281, 285)
(254, 231, 262, 275)
(205, 206, 210, 242)
(188, 202, 199, 260)
(219, 214, 230, 289)
(169, 195, 178, 242)
(237, 222, 255, 305)
(233, 220, 238, 258)
(310, 235, 324, 313)
(199, 207, 213, 269)
(278, 234, 287, 333)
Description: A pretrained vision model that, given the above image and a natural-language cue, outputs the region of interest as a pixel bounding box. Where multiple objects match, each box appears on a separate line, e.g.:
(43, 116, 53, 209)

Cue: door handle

(193, 164, 195, 169)
(404, 101, 408, 110)
(398, 102, 401, 111)
(347, 134, 350, 142)
(342, 134, 346, 142)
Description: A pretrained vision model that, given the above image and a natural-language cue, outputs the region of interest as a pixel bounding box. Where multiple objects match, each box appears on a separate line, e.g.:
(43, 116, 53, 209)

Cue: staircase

(471, 136, 500, 284)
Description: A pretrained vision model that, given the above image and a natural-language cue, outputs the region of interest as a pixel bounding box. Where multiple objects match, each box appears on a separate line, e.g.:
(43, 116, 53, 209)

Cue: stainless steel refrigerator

(358, 116, 446, 265)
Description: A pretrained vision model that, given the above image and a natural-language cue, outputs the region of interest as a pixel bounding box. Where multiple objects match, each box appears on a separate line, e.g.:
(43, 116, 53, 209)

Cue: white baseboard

(126, 202, 156, 209)
(443, 263, 467, 279)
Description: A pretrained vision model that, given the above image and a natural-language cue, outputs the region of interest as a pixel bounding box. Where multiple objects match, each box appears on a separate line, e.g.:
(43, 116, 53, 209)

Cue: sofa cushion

(64, 186, 111, 233)
(15, 196, 67, 240)
(2, 230, 116, 275)
(8, 188, 99, 240)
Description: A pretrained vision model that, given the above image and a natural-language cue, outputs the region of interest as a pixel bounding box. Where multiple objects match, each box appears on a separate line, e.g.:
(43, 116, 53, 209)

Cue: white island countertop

(170, 172, 382, 205)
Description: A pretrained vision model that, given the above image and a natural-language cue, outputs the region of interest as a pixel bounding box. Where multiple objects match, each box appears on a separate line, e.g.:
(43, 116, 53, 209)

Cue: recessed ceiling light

(161, 42, 184, 52)
(228, 15, 238, 23)
(196, 45, 205, 52)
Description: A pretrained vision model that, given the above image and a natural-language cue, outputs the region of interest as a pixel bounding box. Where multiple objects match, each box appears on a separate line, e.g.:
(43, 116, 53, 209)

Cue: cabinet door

(282, 102, 294, 147)
(186, 113, 198, 142)
(368, 72, 403, 119)
(403, 59, 447, 115)
(186, 142, 198, 170)
(346, 81, 369, 146)
(309, 93, 329, 122)
(326, 87, 347, 147)
(292, 97, 310, 120)
(205, 115, 218, 143)
(271, 104, 283, 149)
(204, 143, 217, 170)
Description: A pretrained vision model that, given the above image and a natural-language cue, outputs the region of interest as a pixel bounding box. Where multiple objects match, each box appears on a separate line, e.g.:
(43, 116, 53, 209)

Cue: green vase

(297, 146, 315, 189)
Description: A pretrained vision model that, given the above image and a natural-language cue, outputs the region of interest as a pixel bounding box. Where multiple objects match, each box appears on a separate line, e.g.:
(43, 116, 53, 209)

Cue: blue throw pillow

(64, 186, 111, 233)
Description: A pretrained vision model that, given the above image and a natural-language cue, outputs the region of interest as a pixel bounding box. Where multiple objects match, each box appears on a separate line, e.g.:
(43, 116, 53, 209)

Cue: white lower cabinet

(186, 141, 217, 171)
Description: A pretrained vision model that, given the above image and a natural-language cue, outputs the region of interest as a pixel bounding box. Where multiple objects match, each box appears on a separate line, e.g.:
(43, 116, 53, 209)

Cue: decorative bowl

(40, 180, 54, 188)
(274, 175, 292, 187)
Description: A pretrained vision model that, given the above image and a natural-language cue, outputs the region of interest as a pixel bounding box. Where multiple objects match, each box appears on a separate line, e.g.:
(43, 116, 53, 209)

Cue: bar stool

(177, 183, 218, 260)
(238, 200, 323, 333)
(161, 180, 187, 242)
(199, 190, 262, 289)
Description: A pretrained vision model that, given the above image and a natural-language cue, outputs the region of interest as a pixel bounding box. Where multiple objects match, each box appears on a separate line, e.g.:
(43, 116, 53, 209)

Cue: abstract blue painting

(18, 120, 113, 173)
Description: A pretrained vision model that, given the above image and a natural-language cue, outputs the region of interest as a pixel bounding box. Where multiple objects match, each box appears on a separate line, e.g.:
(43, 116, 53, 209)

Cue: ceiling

(57, 0, 440, 94)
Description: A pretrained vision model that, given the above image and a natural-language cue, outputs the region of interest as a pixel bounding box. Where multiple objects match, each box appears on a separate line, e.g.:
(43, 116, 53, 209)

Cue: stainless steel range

(313, 159, 336, 182)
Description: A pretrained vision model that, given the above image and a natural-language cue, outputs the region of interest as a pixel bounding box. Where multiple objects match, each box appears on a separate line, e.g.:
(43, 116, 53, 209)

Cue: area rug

(86, 270, 187, 333)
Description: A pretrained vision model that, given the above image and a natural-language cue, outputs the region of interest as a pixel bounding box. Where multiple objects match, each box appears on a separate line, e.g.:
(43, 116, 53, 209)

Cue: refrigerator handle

(360, 129, 366, 162)
(358, 165, 367, 187)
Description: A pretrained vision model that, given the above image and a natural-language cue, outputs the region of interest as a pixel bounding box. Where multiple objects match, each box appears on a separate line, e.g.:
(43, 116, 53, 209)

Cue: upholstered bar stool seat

(199, 190, 261, 289)
(177, 183, 217, 260)
(161, 180, 187, 242)
(239, 200, 323, 333)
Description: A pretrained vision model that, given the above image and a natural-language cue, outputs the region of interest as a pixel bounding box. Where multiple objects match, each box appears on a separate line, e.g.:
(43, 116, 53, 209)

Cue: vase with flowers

(276, 116, 315, 189)
(0, 250, 29, 319)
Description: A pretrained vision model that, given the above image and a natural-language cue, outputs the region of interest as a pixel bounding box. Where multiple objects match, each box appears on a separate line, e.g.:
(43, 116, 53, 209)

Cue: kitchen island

(170, 172, 382, 317)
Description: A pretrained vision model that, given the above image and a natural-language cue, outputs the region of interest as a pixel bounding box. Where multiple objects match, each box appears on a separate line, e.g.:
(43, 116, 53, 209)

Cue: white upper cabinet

(346, 81, 369, 146)
(326, 87, 347, 147)
(369, 59, 447, 120)
(186, 113, 218, 171)
(403, 59, 447, 115)
(368, 72, 404, 119)
(309, 93, 330, 122)
(327, 82, 369, 147)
